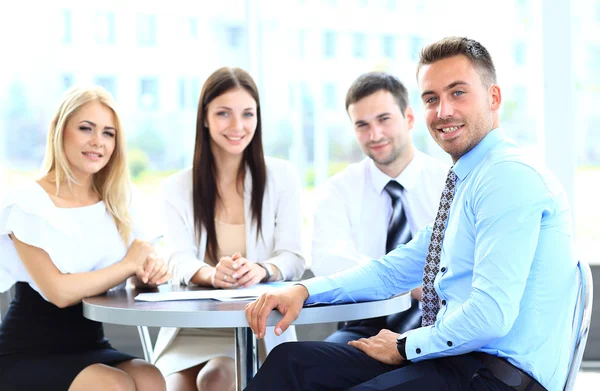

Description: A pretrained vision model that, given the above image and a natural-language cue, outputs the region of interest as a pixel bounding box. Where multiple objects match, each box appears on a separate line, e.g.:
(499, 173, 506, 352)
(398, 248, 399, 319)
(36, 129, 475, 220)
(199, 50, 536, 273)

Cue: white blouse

(153, 157, 306, 360)
(162, 156, 306, 284)
(0, 181, 140, 297)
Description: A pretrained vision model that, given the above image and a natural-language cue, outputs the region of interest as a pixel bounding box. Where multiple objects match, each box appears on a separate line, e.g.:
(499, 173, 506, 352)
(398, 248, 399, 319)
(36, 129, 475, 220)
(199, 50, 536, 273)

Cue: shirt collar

(453, 128, 506, 181)
(368, 151, 424, 195)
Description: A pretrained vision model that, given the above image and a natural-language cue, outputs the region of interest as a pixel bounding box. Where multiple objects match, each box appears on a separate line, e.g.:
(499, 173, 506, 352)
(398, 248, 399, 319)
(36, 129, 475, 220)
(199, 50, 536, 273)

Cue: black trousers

(244, 341, 514, 391)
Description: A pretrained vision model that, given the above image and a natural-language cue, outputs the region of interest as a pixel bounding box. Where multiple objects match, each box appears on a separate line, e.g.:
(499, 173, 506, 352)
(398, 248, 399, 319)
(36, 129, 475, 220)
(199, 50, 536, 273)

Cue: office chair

(563, 259, 593, 391)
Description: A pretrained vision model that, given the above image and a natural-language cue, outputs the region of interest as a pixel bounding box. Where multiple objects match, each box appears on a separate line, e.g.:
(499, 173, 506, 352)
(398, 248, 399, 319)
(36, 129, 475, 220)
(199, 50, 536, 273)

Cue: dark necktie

(421, 169, 458, 327)
(384, 180, 412, 253)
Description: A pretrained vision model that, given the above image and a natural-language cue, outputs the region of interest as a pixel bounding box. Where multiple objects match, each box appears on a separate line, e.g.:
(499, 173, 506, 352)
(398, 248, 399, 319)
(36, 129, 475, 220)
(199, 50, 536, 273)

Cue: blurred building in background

(6, 0, 597, 178)
(0, 0, 598, 254)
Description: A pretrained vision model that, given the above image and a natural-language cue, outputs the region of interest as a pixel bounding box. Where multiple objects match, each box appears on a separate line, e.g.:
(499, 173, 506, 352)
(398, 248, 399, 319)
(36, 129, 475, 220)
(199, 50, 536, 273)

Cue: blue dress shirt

(303, 128, 578, 391)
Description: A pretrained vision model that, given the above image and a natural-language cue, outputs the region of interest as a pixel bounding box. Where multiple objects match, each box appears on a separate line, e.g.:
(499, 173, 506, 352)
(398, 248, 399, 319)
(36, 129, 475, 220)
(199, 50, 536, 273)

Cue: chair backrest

(563, 259, 594, 391)
(0, 287, 13, 324)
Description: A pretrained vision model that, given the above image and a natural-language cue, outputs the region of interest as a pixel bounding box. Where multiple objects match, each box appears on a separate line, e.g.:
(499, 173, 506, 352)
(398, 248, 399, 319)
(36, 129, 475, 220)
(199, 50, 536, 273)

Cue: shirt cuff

(405, 324, 460, 362)
(301, 276, 338, 305)
(404, 326, 432, 361)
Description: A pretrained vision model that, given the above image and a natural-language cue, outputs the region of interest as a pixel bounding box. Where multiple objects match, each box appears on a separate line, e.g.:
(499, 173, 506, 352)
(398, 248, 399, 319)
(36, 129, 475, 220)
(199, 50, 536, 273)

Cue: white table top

(82, 285, 411, 328)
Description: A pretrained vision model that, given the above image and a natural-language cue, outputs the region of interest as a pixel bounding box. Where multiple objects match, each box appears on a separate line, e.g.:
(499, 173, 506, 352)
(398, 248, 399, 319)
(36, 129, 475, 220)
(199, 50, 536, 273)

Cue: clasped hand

(126, 239, 171, 286)
(211, 252, 267, 289)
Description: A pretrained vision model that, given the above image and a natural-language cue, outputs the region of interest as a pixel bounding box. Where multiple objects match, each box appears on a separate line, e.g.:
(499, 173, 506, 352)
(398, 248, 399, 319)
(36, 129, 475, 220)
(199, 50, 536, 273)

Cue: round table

(83, 285, 411, 390)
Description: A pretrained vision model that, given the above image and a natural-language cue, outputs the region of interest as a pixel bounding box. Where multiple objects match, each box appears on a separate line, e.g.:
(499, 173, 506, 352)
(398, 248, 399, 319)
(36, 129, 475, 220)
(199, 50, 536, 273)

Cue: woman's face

(205, 88, 258, 158)
(62, 101, 117, 180)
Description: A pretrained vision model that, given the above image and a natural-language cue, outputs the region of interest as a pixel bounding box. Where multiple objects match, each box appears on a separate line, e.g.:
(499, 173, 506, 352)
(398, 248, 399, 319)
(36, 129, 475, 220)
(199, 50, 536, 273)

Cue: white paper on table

(134, 282, 296, 302)
(213, 296, 258, 302)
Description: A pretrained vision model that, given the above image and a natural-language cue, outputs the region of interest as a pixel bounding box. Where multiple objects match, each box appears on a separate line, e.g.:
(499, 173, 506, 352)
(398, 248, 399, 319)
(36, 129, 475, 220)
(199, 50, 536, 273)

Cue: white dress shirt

(311, 150, 449, 276)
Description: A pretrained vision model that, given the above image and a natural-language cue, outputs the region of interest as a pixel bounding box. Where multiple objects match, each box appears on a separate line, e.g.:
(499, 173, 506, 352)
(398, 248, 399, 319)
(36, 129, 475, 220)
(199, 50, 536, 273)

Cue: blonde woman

(0, 86, 169, 391)
(153, 67, 306, 391)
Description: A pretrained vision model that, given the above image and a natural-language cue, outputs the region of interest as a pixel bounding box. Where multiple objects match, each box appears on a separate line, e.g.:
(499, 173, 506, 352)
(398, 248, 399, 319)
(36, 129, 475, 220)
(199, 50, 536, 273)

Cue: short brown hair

(345, 72, 409, 116)
(417, 37, 497, 86)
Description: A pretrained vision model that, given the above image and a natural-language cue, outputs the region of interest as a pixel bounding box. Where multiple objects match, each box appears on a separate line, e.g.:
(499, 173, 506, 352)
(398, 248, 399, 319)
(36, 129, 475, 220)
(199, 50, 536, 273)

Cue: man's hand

(348, 329, 405, 365)
(245, 285, 309, 338)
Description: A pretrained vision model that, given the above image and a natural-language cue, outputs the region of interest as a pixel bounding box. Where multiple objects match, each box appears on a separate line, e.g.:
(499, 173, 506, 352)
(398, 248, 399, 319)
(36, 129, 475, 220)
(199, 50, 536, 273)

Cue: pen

(149, 235, 164, 245)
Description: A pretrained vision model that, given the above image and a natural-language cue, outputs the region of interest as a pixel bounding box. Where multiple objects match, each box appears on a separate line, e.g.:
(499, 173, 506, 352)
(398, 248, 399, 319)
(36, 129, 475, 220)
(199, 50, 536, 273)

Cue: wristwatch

(396, 333, 409, 361)
(257, 263, 273, 283)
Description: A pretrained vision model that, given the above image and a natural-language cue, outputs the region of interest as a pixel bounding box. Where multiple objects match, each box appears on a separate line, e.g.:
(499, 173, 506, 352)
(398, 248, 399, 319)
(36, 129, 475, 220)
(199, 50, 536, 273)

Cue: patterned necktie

(421, 169, 458, 327)
(384, 181, 412, 253)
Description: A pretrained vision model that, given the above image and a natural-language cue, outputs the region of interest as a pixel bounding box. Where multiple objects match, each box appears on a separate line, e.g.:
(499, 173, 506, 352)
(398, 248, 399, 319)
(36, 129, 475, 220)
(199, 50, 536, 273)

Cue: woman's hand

(123, 239, 155, 275)
(139, 253, 171, 285)
(209, 255, 244, 289)
(235, 263, 267, 288)
(229, 252, 271, 288)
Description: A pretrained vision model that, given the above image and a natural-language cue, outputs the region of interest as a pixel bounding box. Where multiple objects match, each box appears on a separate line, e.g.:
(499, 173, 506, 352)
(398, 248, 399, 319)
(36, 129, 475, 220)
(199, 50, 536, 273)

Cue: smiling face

(62, 100, 117, 181)
(418, 55, 501, 163)
(348, 89, 415, 173)
(205, 88, 257, 158)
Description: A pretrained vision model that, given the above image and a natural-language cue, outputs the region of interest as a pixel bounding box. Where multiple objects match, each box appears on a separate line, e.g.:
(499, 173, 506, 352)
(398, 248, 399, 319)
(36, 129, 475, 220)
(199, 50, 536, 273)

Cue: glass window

(323, 31, 336, 58)
(137, 14, 157, 47)
(382, 35, 395, 58)
(226, 26, 244, 48)
(298, 30, 305, 58)
(3, 1, 596, 274)
(62, 9, 72, 44)
(353, 33, 366, 58)
(138, 78, 159, 110)
(96, 11, 116, 45)
(573, 0, 600, 265)
(177, 78, 199, 110)
(590, 45, 600, 78)
(514, 41, 526, 66)
(178, 78, 186, 110)
(323, 83, 336, 110)
(289, 83, 296, 108)
(409, 35, 423, 62)
(188, 17, 198, 40)
(189, 78, 200, 108)
(95, 76, 117, 98)
(62, 74, 74, 91)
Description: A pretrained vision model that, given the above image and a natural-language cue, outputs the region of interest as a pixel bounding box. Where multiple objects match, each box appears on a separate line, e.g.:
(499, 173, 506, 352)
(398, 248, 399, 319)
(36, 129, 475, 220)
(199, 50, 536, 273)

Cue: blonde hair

(42, 86, 132, 244)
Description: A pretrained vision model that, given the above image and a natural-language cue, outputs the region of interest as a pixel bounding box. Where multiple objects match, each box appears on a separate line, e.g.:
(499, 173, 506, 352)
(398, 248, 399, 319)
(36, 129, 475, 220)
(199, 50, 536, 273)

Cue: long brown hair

(193, 67, 266, 264)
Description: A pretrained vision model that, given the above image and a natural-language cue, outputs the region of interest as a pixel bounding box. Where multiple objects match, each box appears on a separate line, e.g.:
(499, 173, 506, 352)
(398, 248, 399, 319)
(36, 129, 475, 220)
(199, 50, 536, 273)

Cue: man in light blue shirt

(244, 37, 577, 391)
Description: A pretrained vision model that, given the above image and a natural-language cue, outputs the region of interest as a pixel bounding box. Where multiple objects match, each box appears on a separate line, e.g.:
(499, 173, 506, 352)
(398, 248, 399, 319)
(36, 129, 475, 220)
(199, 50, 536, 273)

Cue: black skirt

(0, 282, 136, 390)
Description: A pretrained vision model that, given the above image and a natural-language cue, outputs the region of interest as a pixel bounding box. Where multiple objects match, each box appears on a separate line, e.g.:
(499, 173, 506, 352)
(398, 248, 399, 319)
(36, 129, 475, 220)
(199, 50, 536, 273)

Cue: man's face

(348, 90, 414, 168)
(418, 55, 500, 163)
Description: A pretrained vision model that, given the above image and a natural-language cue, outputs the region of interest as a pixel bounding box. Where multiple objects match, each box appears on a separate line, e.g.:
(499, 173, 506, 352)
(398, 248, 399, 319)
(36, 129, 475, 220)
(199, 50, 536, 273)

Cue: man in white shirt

(311, 72, 448, 343)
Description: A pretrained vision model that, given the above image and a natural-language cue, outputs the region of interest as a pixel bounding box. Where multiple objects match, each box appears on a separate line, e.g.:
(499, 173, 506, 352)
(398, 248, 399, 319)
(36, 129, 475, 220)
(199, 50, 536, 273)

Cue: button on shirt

(311, 151, 448, 276)
(303, 129, 578, 391)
